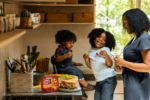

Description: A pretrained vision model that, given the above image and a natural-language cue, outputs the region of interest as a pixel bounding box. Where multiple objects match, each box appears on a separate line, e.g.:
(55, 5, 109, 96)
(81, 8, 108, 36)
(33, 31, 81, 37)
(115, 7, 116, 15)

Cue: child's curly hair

(55, 30, 77, 44)
(88, 28, 116, 51)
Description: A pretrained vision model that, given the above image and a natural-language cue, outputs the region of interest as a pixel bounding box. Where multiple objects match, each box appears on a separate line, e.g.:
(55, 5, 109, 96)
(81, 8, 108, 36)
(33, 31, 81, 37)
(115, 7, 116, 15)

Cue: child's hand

(65, 52, 73, 58)
(83, 53, 89, 60)
(115, 65, 122, 72)
(99, 50, 108, 58)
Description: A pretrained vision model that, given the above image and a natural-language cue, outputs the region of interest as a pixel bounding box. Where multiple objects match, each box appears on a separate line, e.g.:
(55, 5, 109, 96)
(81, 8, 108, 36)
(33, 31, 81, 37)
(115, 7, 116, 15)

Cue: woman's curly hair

(55, 30, 77, 44)
(88, 28, 116, 51)
(123, 8, 150, 37)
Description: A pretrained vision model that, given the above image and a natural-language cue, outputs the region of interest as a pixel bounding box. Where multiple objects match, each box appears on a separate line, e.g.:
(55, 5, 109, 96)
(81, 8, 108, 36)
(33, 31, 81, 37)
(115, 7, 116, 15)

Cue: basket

(73, 12, 94, 22)
(47, 14, 67, 23)
(66, 0, 78, 4)
(11, 73, 33, 93)
(35, 58, 50, 72)
(40, 13, 45, 23)
(20, 17, 32, 26)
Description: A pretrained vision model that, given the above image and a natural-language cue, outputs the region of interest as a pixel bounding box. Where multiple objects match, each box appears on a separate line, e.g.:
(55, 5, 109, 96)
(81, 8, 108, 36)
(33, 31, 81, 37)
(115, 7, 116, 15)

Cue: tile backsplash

(23, 24, 95, 74)
(0, 37, 24, 100)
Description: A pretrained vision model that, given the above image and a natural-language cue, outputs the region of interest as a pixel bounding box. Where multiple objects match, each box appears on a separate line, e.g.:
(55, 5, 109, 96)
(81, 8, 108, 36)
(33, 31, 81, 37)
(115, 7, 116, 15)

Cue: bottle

(0, 16, 4, 34)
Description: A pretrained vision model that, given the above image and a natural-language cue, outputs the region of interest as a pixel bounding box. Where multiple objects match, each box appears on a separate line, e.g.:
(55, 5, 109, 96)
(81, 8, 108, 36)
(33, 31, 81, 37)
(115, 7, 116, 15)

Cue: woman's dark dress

(55, 45, 85, 80)
(123, 32, 150, 100)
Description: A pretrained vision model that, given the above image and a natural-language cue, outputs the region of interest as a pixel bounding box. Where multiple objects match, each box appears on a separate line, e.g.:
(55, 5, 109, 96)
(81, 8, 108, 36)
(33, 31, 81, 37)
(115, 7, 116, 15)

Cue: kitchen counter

(84, 74, 123, 81)
(4, 88, 84, 100)
(6, 88, 82, 96)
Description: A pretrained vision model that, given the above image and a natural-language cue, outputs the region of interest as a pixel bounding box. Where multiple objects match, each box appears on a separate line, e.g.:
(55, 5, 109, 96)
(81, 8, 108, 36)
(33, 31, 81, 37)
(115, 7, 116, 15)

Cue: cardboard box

(47, 14, 67, 23)
(73, 12, 94, 22)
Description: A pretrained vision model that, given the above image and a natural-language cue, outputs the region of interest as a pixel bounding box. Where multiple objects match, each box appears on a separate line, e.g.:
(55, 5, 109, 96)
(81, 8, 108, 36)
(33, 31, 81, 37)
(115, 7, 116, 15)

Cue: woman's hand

(83, 53, 90, 60)
(115, 65, 122, 72)
(99, 50, 108, 58)
(115, 55, 126, 66)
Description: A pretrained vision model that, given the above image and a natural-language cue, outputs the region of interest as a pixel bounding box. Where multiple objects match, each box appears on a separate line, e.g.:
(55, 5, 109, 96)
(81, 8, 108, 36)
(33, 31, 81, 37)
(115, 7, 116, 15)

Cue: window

(141, 0, 150, 20)
(95, 0, 136, 57)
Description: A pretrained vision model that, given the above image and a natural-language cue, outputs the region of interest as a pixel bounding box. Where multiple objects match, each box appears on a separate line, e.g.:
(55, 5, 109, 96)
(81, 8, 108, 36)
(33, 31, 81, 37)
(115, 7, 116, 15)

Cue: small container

(6, 14, 13, 32)
(0, 16, 4, 34)
(11, 73, 33, 93)
(31, 13, 41, 24)
(12, 14, 16, 30)
(16, 17, 20, 26)
(41, 76, 59, 93)
(3, 16, 8, 33)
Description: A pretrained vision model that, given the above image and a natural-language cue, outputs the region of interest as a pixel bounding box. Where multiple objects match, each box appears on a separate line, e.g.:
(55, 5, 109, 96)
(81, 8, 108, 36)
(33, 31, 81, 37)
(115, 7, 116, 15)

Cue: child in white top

(83, 28, 117, 100)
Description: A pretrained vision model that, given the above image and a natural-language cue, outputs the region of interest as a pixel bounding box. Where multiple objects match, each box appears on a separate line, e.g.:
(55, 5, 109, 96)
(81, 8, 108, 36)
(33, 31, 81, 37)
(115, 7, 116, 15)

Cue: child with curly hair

(83, 28, 117, 100)
(54, 30, 94, 91)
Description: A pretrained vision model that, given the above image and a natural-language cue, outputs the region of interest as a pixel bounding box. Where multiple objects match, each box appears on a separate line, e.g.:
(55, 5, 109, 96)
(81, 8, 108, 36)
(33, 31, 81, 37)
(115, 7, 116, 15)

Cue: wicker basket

(35, 58, 50, 72)
(73, 12, 94, 22)
(66, 0, 78, 4)
(11, 73, 33, 93)
(47, 14, 67, 23)
(40, 13, 45, 23)
(20, 17, 32, 26)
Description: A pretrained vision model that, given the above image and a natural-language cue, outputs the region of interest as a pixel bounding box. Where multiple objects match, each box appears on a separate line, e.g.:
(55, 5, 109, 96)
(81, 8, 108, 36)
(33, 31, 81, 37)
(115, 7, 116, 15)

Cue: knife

(31, 46, 37, 55)
(27, 46, 30, 56)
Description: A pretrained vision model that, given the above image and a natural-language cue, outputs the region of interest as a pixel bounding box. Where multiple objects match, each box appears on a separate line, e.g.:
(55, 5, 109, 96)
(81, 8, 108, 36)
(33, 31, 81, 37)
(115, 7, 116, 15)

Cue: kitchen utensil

(30, 52, 40, 64)
(27, 46, 30, 56)
(31, 63, 36, 70)
(21, 60, 27, 73)
(31, 45, 37, 55)
(6, 60, 14, 72)
(13, 58, 25, 73)
(11, 62, 18, 72)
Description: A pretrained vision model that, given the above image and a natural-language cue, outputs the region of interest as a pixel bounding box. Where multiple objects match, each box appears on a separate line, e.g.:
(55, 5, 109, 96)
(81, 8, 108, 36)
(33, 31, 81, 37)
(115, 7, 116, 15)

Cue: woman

(115, 8, 150, 100)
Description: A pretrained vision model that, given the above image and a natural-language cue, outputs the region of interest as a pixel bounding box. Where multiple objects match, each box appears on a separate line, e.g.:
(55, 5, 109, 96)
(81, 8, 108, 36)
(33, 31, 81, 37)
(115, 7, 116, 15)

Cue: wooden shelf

(0, 30, 26, 49)
(19, 3, 96, 7)
(16, 24, 41, 29)
(41, 23, 95, 25)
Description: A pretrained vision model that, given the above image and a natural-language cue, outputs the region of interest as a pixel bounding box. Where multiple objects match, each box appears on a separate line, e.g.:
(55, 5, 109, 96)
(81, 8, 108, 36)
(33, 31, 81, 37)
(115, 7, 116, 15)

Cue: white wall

(23, 24, 95, 73)
(0, 37, 24, 100)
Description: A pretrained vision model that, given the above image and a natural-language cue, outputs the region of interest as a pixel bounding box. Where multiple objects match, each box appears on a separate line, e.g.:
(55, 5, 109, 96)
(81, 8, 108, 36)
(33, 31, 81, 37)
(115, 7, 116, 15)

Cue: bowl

(33, 71, 45, 85)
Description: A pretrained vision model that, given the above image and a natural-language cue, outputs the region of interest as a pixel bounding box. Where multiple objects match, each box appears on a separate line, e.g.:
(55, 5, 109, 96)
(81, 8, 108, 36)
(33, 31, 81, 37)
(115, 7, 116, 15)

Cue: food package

(41, 76, 59, 93)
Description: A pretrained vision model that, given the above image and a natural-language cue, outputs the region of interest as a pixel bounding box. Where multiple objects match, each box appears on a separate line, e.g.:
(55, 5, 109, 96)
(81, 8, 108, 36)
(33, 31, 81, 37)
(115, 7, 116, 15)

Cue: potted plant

(20, 9, 32, 27)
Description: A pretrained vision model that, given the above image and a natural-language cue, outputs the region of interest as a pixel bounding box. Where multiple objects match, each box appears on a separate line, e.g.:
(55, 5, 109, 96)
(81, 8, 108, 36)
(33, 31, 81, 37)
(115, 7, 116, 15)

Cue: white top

(88, 46, 116, 82)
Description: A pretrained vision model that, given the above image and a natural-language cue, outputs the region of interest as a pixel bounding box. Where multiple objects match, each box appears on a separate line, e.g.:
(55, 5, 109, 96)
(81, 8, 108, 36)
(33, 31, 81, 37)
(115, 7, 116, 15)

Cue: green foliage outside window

(96, 0, 136, 56)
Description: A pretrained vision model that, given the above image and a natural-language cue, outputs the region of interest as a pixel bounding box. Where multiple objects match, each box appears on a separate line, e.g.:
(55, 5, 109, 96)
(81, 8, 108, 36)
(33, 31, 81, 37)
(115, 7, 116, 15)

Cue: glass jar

(3, 16, 8, 33)
(12, 14, 16, 30)
(6, 14, 12, 32)
(16, 17, 20, 27)
(0, 16, 4, 34)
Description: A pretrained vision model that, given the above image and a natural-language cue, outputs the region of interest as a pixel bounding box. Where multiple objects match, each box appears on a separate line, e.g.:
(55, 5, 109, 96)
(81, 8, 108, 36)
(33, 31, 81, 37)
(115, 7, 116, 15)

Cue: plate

(59, 87, 81, 92)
